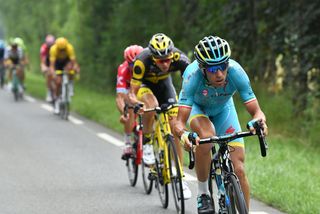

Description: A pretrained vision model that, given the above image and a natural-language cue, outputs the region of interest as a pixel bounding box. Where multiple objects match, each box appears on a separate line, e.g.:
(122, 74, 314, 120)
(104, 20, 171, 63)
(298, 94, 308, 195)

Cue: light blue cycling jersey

(178, 59, 256, 147)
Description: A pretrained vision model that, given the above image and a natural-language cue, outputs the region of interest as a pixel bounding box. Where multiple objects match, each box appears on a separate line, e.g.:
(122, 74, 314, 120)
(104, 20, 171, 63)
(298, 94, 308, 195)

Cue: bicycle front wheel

(154, 138, 169, 208)
(126, 143, 138, 187)
(168, 135, 185, 214)
(140, 131, 153, 194)
(225, 174, 248, 214)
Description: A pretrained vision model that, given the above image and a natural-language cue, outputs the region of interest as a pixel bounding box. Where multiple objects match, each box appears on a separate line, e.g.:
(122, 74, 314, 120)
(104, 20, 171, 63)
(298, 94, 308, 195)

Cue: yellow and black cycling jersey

(49, 43, 75, 63)
(131, 47, 190, 86)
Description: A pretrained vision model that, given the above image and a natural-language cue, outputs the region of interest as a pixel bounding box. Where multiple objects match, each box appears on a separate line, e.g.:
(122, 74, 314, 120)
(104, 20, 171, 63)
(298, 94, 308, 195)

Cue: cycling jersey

(179, 59, 256, 147)
(49, 43, 75, 62)
(4, 47, 24, 65)
(130, 47, 189, 108)
(131, 47, 189, 86)
(40, 43, 51, 66)
(116, 61, 132, 94)
(50, 43, 75, 70)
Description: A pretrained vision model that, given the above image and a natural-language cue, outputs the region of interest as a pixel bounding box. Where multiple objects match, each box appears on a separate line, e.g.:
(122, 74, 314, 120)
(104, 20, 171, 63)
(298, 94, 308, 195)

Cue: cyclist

(128, 33, 192, 199)
(40, 34, 55, 102)
(174, 35, 268, 213)
(116, 44, 144, 160)
(14, 37, 29, 87)
(0, 39, 5, 88)
(49, 37, 80, 114)
(4, 38, 25, 90)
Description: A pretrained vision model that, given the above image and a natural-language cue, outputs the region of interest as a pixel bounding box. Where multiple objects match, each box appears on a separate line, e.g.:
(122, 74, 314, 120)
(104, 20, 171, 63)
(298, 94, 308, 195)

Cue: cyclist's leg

(188, 104, 214, 189)
(212, 103, 250, 209)
(188, 104, 215, 212)
(137, 86, 157, 165)
(137, 85, 157, 135)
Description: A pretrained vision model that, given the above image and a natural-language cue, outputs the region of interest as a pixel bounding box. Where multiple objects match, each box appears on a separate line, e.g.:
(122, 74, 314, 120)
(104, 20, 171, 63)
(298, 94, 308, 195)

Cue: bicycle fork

(212, 155, 231, 213)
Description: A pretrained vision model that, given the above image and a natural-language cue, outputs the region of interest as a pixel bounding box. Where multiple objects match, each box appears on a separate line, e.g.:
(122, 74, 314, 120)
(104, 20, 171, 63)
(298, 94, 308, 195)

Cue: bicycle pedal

(148, 171, 157, 181)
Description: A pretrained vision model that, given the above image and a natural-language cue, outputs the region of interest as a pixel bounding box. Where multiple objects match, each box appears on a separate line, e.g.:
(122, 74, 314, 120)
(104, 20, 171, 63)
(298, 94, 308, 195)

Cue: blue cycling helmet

(194, 36, 231, 66)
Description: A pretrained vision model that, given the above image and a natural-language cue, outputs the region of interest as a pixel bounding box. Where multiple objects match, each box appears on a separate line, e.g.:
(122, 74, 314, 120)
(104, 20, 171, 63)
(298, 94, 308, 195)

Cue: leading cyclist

(49, 37, 80, 114)
(116, 44, 144, 160)
(128, 33, 192, 199)
(174, 35, 268, 213)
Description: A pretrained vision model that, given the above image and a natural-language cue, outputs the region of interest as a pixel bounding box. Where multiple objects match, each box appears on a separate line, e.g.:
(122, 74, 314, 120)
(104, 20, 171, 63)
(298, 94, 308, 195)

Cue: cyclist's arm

(49, 46, 57, 75)
(116, 92, 127, 114)
(128, 83, 140, 105)
(175, 106, 192, 139)
(245, 100, 268, 135)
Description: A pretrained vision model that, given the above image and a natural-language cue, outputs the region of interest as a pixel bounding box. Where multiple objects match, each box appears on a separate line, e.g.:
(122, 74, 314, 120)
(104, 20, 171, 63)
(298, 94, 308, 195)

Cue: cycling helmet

(14, 37, 26, 50)
(148, 33, 174, 58)
(45, 34, 55, 46)
(124, 45, 144, 63)
(194, 36, 231, 66)
(56, 37, 68, 49)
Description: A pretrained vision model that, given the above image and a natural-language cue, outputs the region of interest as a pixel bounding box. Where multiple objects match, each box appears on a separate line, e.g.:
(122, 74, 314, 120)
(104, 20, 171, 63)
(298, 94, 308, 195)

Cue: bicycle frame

(146, 105, 183, 184)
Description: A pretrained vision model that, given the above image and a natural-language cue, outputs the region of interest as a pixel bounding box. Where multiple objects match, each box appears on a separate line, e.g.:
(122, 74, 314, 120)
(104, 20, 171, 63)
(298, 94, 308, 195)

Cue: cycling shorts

(188, 102, 244, 147)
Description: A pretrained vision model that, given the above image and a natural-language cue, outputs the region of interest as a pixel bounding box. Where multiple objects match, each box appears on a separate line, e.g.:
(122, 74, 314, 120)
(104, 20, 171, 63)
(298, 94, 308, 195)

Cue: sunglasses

(203, 61, 229, 73)
(153, 55, 173, 64)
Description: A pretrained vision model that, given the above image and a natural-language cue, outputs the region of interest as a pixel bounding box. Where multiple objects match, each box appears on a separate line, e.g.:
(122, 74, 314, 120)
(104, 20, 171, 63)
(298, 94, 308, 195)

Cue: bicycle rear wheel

(167, 135, 185, 214)
(126, 143, 138, 187)
(225, 174, 248, 214)
(154, 138, 169, 208)
(142, 160, 153, 194)
(138, 130, 153, 194)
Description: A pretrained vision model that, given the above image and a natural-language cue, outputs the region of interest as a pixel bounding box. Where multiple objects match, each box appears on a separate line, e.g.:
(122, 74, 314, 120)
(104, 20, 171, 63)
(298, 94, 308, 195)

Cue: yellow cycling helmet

(148, 33, 174, 58)
(56, 37, 68, 49)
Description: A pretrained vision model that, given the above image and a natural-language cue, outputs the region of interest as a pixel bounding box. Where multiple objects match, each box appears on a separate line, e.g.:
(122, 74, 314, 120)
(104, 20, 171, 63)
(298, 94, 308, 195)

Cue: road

(0, 90, 285, 214)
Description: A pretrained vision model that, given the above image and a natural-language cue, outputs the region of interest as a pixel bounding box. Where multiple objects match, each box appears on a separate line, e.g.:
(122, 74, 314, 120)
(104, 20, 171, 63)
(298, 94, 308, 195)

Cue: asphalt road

(0, 89, 285, 214)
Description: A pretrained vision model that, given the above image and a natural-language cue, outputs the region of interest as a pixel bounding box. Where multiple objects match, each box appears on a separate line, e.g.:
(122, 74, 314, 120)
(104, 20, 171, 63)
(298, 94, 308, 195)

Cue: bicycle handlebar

(188, 120, 268, 169)
(144, 103, 179, 114)
(123, 103, 144, 117)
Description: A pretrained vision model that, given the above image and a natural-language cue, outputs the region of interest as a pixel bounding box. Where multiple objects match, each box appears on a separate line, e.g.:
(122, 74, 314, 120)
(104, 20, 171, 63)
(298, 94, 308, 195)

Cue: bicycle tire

(225, 174, 248, 214)
(141, 160, 153, 194)
(126, 153, 139, 186)
(154, 138, 169, 208)
(64, 84, 69, 120)
(138, 129, 153, 194)
(167, 135, 185, 214)
(208, 160, 216, 213)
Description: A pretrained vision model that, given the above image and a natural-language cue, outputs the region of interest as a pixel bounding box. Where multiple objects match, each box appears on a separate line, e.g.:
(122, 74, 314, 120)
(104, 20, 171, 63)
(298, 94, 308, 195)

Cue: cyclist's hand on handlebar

(247, 119, 268, 136)
(180, 131, 199, 152)
(133, 102, 144, 114)
(119, 114, 129, 124)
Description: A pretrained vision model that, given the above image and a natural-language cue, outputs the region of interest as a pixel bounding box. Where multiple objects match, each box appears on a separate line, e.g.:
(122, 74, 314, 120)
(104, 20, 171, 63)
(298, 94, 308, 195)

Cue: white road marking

(97, 133, 124, 147)
(24, 95, 36, 103)
(41, 104, 53, 112)
(68, 116, 84, 125)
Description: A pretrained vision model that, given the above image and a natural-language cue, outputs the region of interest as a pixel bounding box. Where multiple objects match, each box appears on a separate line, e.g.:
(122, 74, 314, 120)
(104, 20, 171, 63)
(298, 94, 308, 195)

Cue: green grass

(25, 72, 320, 214)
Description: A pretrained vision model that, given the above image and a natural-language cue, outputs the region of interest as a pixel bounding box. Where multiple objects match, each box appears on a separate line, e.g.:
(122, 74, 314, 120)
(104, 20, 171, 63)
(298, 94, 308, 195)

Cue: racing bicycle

(188, 120, 268, 214)
(123, 103, 153, 194)
(144, 103, 185, 214)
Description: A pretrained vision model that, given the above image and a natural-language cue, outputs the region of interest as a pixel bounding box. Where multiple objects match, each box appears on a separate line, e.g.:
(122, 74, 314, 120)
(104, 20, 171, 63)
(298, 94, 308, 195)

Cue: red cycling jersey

(116, 61, 132, 94)
(40, 43, 51, 66)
